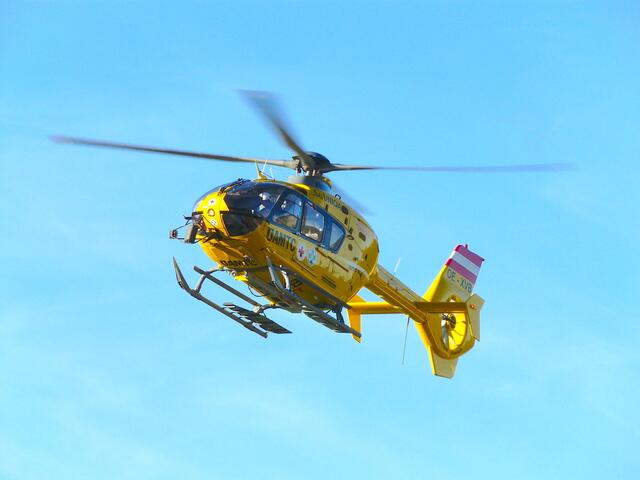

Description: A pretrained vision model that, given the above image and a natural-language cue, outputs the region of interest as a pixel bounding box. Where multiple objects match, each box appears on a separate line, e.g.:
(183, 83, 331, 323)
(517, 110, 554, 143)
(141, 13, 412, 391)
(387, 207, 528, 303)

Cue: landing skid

(172, 258, 360, 339)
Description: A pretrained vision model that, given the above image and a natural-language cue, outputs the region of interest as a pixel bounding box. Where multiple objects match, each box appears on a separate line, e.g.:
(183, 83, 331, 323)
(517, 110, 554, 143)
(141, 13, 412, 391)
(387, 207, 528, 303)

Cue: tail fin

(419, 245, 484, 377)
(348, 244, 485, 378)
(426, 244, 484, 303)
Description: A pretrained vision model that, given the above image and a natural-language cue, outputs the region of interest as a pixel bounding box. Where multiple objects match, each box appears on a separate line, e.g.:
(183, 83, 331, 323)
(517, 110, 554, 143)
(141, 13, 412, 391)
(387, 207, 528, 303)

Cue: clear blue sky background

(2, 1, 639, 478)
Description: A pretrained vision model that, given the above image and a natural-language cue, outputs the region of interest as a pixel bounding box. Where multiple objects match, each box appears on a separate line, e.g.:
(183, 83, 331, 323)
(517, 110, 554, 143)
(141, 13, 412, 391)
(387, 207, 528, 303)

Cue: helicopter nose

(193, 194, 222, 230)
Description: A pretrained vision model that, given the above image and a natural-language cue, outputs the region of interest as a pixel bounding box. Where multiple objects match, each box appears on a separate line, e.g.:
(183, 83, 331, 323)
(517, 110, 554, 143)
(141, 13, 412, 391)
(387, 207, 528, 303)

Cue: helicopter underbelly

(198, 222, 365, 306)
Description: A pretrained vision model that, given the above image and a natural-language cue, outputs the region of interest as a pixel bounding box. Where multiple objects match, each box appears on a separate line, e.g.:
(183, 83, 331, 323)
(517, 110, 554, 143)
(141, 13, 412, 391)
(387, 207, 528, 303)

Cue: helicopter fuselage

(189, 177, 379, 307)
(53, 89, 494, 377)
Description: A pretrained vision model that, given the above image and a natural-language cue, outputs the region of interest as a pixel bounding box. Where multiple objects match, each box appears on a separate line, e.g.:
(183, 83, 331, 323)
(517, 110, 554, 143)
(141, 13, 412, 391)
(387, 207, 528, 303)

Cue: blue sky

(2, 1, 639, 478)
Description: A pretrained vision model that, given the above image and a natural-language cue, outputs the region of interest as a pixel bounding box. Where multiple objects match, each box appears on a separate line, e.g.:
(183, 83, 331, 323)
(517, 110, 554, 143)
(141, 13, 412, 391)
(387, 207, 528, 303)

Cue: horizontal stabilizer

(347, 295, 364, 343)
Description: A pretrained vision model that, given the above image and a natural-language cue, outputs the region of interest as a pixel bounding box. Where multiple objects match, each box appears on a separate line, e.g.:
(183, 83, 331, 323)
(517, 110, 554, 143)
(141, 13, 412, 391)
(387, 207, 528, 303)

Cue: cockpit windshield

(224, 181, 286, 218)
(192, 180, 239, 211)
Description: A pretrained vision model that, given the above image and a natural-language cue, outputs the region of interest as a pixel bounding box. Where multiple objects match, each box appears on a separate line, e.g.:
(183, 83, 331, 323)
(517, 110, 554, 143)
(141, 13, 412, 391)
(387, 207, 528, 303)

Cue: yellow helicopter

(53, 91, 567, 378)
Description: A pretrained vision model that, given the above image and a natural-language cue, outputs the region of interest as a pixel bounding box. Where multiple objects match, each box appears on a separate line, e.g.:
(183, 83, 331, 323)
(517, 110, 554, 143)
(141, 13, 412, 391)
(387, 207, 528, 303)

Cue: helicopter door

(300, 203, 325, 243)
(301, 202, 352, 295)
(298, 202, 327, 270)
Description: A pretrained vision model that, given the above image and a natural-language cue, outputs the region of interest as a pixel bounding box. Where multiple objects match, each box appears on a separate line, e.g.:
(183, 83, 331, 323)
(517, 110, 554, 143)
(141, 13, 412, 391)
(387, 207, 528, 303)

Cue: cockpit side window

(272, 192, 304, 230)
(301, 203, 325, 243)
(326, 220, 346, 251)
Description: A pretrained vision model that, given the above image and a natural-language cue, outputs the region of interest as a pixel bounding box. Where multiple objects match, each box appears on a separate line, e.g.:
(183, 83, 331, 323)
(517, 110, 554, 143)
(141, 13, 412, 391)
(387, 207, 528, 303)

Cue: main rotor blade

(239, 90, 315, 171)
(326, 162, 574, 173)
(51, 135, 297, 169)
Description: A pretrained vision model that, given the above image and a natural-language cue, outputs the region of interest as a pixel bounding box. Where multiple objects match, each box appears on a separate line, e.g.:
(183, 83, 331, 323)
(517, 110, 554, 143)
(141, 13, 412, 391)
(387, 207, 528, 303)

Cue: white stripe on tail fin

(441, 244, 485, 296)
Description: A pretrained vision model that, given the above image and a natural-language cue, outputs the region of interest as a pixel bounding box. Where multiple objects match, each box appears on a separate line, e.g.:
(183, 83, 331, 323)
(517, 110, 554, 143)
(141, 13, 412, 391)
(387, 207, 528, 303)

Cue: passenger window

(301, 203, 325, 242)
(272, 192, 303, 230)
(327, 221, 345, 251)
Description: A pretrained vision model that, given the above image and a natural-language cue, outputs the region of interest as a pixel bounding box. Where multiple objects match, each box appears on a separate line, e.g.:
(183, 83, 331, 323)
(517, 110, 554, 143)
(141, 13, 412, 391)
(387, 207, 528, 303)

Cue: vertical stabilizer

(419, 245, 484, 378)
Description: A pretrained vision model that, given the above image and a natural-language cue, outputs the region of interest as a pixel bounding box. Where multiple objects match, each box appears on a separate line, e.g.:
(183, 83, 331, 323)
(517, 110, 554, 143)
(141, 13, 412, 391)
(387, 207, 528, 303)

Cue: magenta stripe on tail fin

(445, 245, 484, 283)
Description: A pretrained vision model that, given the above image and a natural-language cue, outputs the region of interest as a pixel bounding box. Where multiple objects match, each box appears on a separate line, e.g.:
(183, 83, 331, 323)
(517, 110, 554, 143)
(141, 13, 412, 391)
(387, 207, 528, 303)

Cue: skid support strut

(172, 257, 360, 339)
(172, 258, 291, 338)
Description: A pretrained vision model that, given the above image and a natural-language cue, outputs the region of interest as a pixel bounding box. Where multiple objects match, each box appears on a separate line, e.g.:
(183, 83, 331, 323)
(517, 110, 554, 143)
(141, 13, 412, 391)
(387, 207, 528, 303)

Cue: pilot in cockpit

(257, 191, 276, 215)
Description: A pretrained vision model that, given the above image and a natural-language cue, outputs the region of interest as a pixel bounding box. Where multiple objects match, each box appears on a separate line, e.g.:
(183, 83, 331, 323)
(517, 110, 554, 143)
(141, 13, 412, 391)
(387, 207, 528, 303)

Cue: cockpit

(216, 181, 284, 237)
(217, 180, 346, 252)
(223, 181, 285, 218)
